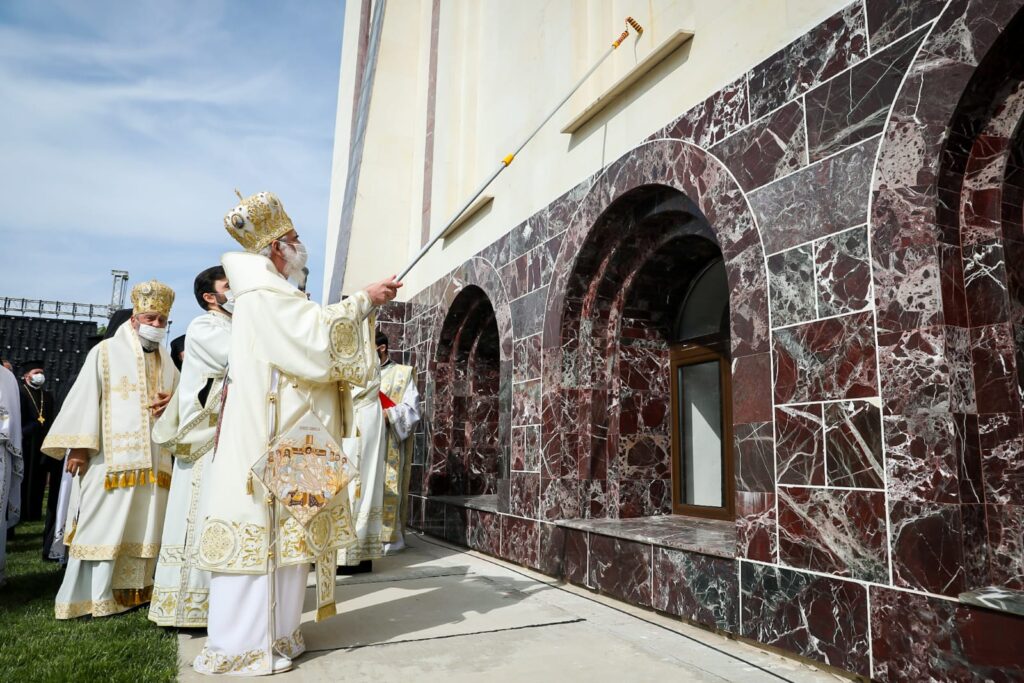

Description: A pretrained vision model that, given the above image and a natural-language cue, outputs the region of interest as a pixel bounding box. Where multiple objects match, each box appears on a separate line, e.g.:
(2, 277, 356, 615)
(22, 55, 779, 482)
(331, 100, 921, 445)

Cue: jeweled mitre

(224, 191, 294, 253)
(131, 280, 175, 317)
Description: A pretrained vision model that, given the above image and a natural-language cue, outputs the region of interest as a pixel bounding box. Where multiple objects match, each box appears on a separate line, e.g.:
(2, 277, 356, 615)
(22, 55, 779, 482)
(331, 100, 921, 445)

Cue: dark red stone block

(889, 499, 965, 595)
(468, 509, 501, 557)
(563, 529, 589, 587)
(864, 0, 945, 52)
(731, 353, 773, 423)
(588, 534, 652, 608)
(733, 421, 776, 493)
(652, 547, 738, 632)
(710, 99, 806, 192)
(741, 562, 869, 676)
(987, 503, 1024, 589)
(777, 487, 888, 582)
(499, 515, 539, 569)
(815, 225, 871, 317)
(804, 26, 926, 161)
(735, 491, 776, 562)
(824, 400, 884, 488)
(772, 311, 878, 404)
(444, 504, 469, 547)
(871, 584, 1024, 682)
(537, 522, 565, 577)
(746, 3, 868, 120)
(775, 404, 825, 486)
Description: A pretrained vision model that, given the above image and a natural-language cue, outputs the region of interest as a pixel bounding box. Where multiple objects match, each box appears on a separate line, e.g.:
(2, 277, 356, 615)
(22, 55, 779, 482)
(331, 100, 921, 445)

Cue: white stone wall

(324, 0, 852, 299)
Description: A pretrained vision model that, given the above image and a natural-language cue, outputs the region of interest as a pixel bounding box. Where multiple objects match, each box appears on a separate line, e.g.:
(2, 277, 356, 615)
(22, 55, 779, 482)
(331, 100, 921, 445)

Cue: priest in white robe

(376, 331, 420, 554)
(0, 364, 23, 585)
(42, 281, 178, 619)
(148, 265, 233, 627)
(336, 356, 386, 573)
(193, 190, 400, 676)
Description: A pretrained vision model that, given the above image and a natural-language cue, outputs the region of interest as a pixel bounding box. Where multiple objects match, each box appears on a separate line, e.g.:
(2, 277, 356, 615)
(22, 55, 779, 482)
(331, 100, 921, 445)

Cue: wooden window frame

(669, 340, 735, 520)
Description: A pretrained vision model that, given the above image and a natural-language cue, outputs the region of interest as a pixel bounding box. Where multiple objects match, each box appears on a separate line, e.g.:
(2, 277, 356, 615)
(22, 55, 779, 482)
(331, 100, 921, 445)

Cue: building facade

(327, 1, 1024, 679)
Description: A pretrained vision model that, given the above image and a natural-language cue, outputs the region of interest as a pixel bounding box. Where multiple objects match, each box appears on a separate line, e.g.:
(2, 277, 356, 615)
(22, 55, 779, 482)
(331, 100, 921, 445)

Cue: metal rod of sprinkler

(396, 16, 644, 283)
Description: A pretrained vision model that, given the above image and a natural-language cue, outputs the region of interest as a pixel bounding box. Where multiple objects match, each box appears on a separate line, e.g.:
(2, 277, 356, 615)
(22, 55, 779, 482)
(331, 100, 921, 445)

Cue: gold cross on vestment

(116, 376, 139, 401)
(37, 415, 45, 425)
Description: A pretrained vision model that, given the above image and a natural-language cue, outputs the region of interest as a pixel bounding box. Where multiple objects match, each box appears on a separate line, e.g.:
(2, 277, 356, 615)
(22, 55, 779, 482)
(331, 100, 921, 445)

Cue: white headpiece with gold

(131, 280, 175, 317)
(224, 190, 295, 253)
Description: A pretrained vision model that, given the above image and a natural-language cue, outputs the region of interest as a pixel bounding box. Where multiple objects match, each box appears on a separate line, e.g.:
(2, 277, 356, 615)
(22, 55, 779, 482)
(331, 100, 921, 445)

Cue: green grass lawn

(0, 516, 178, 682)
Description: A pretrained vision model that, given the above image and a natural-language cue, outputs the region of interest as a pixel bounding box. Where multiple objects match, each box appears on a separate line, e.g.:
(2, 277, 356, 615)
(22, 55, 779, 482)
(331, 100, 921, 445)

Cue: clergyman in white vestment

(41, 281, 178, 619)
(148, 266, 233, 627)
(375, 331, 420, 554)
(0, 365, 24, 585)
(336, 359, 386, 570)
(192, 191, 400, 676)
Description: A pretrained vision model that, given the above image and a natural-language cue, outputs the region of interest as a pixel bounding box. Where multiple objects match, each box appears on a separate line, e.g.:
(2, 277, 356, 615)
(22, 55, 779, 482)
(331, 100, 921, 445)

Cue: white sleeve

(385, 380, 420, 441)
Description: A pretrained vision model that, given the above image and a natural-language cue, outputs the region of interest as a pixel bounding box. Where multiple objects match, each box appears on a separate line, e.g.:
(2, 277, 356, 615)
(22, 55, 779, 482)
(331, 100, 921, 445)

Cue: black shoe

(336, 560, 372, 576)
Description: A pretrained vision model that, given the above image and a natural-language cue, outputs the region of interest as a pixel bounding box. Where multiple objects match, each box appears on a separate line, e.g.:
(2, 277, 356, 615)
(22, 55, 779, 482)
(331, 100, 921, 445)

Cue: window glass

(677, 360, 723, 507)
(675, 259, 727, 342)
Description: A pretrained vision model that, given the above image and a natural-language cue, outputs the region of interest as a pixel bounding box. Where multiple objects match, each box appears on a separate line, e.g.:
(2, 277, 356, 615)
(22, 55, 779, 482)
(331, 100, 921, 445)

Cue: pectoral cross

(37, 415, 46, 425)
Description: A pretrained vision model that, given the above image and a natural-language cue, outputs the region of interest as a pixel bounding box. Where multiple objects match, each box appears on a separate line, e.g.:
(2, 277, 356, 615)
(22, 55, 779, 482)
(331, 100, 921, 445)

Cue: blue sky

(0, 0, 346, 334)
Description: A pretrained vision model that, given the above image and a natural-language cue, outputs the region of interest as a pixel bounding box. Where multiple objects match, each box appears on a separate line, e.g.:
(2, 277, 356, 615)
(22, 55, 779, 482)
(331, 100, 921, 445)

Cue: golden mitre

(131, 280, 175, 317)
(224, 191, 294, 253)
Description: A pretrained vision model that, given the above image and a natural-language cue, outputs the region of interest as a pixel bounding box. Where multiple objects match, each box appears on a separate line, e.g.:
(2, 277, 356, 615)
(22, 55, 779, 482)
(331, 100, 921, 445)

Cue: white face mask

(138, 324, 167, 344)
(29, 373, 45, 388)
(219, 289, 235, 314)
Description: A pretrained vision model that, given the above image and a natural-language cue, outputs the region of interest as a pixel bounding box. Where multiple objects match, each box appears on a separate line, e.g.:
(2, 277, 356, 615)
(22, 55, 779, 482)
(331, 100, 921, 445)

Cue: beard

(282, 242, 308, 288)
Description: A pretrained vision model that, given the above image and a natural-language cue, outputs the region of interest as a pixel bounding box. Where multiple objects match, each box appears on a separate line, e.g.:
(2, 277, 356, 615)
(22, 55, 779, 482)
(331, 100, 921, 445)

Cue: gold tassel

(112, 585, 153, 607)
(316, 602, 337, 622)
(246, 472, 254, 495)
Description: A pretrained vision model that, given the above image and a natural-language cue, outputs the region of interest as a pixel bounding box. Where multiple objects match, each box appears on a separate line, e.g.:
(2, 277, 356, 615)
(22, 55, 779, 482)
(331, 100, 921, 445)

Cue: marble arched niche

(869, 1, 1024, 680)
(870, 0, 1024, 598)
(539, 139, 775, 561)
(420, 258, 513, 507)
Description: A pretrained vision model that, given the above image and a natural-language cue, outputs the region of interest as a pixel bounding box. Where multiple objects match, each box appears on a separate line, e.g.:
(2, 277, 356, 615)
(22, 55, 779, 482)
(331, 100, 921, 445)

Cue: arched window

(669, 256, 734, 519)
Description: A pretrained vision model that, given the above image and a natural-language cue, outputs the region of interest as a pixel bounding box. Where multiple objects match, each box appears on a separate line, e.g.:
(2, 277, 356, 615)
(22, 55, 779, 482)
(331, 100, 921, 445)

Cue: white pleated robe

(148, 310, 231, 627)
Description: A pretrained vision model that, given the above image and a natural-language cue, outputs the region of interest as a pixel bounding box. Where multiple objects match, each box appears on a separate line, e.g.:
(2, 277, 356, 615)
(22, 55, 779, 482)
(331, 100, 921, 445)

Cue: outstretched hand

(365, 276, 403, 306)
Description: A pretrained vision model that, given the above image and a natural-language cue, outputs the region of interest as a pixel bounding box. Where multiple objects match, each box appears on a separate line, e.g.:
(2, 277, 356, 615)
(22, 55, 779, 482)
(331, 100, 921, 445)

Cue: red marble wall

(393, 1, 1024, 679)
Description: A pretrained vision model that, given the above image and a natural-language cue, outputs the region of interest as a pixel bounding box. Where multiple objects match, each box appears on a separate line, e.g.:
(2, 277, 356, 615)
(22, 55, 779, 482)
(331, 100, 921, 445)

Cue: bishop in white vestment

(0, 365, 23, 585)
(376, 331, 420, 553)
(193, 191, 400, 676)
(148, 266, 233, 627)
(42, 281, 178, 619)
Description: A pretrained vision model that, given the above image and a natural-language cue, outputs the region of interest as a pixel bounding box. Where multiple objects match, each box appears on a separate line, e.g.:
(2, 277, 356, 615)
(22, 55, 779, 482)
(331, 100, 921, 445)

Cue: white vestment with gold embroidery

(337, 369, 386, 566)
(41, 324, 178, 618)
(380, 362, 419, 546)
(193, 252, 374, 676)
(148, 310, 231, 627)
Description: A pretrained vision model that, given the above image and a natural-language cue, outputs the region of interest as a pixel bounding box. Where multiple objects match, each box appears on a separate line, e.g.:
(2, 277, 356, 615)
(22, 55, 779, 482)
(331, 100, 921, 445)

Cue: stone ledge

(556, 515, 736, 559)
(429, 494, 501, 514)
(959, 586, 1024, 618)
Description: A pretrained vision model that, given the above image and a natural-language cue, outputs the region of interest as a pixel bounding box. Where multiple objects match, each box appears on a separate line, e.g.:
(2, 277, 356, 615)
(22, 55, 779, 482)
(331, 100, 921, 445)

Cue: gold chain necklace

(25, 384, 45, 424)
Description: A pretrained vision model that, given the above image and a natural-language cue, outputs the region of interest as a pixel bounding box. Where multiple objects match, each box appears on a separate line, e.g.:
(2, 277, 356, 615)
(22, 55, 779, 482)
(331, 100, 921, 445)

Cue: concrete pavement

(178, 534, 850, 682)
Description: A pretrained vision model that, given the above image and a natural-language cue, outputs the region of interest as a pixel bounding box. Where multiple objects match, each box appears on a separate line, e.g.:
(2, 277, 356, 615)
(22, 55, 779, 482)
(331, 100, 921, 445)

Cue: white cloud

(0, 0, 345, 333)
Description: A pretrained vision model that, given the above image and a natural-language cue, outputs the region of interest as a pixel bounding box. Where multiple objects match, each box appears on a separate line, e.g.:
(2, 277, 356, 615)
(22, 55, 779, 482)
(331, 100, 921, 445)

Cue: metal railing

(0, 297, 114, 320)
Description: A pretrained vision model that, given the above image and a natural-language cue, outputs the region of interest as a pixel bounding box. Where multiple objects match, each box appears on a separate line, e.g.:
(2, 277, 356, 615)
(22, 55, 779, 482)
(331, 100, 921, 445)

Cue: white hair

(258, 244, 274, 258)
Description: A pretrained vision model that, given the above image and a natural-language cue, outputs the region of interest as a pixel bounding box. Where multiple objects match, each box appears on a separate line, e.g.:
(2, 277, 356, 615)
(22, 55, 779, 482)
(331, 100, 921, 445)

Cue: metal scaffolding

(1, 269, 129, 320)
